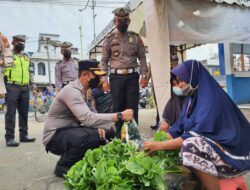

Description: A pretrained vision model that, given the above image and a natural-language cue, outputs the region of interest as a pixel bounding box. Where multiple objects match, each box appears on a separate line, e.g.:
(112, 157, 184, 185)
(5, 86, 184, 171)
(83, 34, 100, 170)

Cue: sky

(0, 0, 216, 60)
(0, 0, 127, 55)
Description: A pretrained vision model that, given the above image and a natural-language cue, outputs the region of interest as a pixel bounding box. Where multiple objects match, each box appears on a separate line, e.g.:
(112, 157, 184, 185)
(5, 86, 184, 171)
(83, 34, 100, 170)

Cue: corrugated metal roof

(212, 0, 250, 7)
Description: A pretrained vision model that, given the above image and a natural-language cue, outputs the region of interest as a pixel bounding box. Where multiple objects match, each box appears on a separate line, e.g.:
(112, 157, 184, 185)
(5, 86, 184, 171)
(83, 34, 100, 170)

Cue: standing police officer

(55, 42, 78, 91)
(4, 35, 36, 147)
(101, 7, 148, 137)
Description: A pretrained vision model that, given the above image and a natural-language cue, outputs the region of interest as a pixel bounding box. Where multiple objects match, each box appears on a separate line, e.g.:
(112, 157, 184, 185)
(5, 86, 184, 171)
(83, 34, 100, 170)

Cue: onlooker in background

(101, 7, 149, 137)
(55, 42, 78, 91)
(4, 35, 36, 147)
(170, 45, 179, 68)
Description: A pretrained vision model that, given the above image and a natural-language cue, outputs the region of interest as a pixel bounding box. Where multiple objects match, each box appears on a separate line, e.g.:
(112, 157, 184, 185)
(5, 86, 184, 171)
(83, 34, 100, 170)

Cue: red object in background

(219, 176, 247, 190)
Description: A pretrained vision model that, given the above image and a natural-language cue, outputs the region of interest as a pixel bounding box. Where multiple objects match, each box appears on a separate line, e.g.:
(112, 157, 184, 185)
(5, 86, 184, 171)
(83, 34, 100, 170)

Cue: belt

(62, 81, 71, 85)
(110, 68, 138, 75)
(6, 81, 29, 86)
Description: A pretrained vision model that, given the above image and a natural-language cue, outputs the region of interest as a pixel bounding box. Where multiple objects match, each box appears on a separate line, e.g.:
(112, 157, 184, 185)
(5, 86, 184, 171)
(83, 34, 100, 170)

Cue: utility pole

(79, 24, 84, 59)
(45, 38, 51, 86)
(91, 0, 97, 40)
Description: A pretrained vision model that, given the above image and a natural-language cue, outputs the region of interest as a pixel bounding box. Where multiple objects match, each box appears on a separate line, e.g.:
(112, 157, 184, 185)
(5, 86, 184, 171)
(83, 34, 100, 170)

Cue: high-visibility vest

(5, 54, 30, 85)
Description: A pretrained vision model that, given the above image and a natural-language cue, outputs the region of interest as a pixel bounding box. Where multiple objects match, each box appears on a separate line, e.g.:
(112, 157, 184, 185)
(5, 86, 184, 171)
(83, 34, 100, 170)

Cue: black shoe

(54, 164, 69, 178)
(6, 139, 19, 147)
(20, 136, 36, 142)
(150, 124, 158, 130)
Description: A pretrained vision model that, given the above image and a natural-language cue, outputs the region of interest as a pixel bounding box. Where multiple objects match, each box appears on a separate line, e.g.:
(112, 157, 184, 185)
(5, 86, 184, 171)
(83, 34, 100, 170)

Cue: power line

(79, 0, 90, 11)
(0, 0, 127, 4)
(0, 3, 118, 8)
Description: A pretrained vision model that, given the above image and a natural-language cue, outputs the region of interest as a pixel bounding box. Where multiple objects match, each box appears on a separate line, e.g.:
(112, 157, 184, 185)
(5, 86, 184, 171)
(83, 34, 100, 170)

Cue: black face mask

(15, 44, 25, 53)
(117, 20, 129, 33)
(63, 51, 71, 60)
(89, 77, 100, 89)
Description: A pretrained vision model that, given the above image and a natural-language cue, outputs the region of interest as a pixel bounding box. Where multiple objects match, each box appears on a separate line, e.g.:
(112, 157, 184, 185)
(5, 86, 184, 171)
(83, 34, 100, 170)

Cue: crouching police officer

(101, 7, 149, 137)
(55, 42, 78, 91)
(4, 35, 36, 147)
(43, 60, 133, 177)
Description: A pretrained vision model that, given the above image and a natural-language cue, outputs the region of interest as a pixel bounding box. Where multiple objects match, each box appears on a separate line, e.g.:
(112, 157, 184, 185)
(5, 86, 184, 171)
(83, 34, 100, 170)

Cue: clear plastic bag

(121, 119, 143, 149)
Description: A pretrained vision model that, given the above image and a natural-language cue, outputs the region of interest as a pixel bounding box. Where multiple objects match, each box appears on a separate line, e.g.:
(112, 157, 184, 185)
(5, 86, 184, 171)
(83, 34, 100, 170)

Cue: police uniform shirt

(0, 33, 8, 94)
(101, 31, 148, 75)
(43, 79, 114, 146)
(0, 33, 13, 67)
(55, 58, 78, 90)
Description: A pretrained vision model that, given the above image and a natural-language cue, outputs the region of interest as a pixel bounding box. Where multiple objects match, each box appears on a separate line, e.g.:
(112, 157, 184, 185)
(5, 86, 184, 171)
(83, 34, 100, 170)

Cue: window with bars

(38, 62, 46, 75)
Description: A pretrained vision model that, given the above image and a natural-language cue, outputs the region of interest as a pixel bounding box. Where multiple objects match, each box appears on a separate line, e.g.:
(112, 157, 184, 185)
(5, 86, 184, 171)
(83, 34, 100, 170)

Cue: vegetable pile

(152, 132, 184, 174)
(64, 132, 185, 190)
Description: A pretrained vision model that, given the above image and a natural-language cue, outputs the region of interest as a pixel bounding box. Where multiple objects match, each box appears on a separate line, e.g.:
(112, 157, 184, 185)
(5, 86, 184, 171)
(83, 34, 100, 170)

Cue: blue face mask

(172, 86, 184, 96)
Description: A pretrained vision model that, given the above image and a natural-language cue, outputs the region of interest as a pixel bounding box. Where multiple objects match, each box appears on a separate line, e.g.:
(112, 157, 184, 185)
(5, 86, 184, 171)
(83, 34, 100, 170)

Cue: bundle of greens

(64, 139, 166, 190)
(152, 131, 185, 174)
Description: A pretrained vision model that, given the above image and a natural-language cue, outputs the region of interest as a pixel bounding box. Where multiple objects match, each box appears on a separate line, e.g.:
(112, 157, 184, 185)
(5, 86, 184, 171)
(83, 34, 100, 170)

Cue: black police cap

(78, 60, 106, 76)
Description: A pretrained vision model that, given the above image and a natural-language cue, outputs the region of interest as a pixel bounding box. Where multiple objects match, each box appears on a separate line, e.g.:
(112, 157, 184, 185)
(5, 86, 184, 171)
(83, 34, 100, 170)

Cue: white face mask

(172, 86, 185, 96)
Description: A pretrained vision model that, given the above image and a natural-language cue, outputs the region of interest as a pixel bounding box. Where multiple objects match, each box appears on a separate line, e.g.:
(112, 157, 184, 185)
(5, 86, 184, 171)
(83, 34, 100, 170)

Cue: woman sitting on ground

(144, 60, 250, 190)
(158, 74, 186, 132)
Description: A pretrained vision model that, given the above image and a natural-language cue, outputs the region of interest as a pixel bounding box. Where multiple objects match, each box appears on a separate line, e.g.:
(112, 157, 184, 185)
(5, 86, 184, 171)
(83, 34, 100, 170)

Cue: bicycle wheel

(35, 104, 47, 122)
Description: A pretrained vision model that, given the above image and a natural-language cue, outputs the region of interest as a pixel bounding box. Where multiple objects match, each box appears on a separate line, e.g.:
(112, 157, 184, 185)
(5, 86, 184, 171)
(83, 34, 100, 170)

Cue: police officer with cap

(55, 41, 78, 91)
(43, 60, 133, 177)
(101, 7, 148, 137)
(4, 34, 36, 147)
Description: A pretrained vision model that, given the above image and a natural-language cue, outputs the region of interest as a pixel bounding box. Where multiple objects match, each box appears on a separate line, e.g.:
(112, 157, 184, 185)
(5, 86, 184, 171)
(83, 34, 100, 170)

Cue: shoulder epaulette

(23, 53, 30, 61)
(106, 32, 115, 39)
(128, 31, 138, 36)
(56, 60, 63, 65)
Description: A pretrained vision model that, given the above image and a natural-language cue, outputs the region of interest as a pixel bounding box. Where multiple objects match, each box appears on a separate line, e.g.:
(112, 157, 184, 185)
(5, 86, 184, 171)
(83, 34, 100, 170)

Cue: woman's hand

(159, 121, 170, 132)
(144, 141, 163, 153)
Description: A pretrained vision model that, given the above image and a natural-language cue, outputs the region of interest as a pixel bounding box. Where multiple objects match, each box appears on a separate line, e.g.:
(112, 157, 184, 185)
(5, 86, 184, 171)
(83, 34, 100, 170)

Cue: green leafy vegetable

(64, 139, 166, 190)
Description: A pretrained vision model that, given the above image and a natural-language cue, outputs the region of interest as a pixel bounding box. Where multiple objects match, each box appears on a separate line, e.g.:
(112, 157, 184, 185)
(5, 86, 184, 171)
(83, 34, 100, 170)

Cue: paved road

(0, 108, 249, 190)
(0, 109, 157, 190)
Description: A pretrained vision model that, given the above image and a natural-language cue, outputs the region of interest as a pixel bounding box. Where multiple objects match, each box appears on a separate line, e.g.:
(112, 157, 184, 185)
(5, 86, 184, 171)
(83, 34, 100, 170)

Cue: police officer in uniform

(43, 60, 133, 177)
(4, 35, 36, 147)
(101, 7, 148, 137)
(55, 42, 78, 91)
(0, 32, 13, 96)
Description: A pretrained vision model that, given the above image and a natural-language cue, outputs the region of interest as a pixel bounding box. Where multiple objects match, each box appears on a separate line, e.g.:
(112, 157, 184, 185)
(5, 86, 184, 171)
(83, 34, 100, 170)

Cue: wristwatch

(117, 112, 123, 121)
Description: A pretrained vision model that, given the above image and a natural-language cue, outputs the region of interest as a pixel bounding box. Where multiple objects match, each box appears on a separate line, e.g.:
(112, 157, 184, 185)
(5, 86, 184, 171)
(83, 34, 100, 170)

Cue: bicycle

(34, 95, 53, 122)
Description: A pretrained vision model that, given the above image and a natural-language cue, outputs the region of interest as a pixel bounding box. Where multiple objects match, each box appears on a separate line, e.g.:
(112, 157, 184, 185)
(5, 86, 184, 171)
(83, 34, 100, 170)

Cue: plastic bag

(121, 119, 142, 149)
